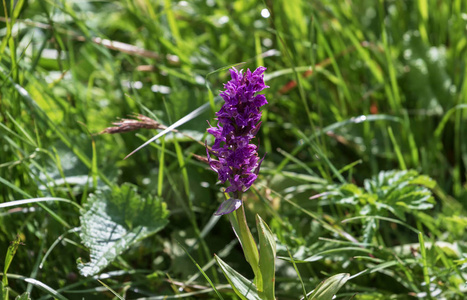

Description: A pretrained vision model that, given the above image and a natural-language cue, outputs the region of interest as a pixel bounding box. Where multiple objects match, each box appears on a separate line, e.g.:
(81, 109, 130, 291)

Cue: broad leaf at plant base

(215, 255, 261, 300)
(306, 273, 350, 300)
(256, 215, 276, 300)
(78, 183, 169, 276)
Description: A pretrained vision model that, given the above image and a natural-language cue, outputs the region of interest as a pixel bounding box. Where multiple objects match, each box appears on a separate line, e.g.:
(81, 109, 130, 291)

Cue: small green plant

(323, 170, 436, 244)
(205, 67, 348, 299)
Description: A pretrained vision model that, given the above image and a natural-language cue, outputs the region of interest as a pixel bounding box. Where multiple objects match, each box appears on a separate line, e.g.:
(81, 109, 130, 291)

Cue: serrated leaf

(215, 255, 261, 300)
(256, 215, 276, 300)
(369, 170, 435, 212)
(307, 273, 349, 300)
(78, 183, 169, 276)
(15, 292, 31, 300)
(408, 175, 436, 189)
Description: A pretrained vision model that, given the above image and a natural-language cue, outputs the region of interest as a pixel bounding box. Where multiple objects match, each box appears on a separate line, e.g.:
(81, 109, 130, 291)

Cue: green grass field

(1, 0, 467, 299)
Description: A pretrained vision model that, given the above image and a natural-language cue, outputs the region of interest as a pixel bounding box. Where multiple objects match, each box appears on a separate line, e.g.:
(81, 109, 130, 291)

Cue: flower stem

(235, 200, 263, 290)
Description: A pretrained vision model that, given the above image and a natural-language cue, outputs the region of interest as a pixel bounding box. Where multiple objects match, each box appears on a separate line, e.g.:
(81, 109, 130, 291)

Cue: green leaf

(0, 282, 4, 300)
(215, 198, 242, 215)
(4, 236, 21, 280)
(15, 292, 31, 300)
(307, 273, 349, 300)
(97, 279, 125, 300)
(78, 183, 169, 276)
(214, 255, 261, 300)
(232, 206, 262, 288)
(3, 236, 22, 300)
(329, 170, 435, 221)
(366, 170, 436, 213)
(256, 215, 276, 300)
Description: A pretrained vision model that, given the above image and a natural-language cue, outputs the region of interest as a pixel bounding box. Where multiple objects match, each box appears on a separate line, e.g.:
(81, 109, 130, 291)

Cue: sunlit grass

(1, 0, 466, 299)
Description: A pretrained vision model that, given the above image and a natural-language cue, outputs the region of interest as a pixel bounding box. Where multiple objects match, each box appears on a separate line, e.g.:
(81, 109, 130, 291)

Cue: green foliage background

(1, 0, 467, 299)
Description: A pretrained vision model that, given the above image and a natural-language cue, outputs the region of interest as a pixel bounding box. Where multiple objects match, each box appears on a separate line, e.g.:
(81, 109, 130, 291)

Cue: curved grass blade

(97, 279, 125, 300)
(125, 98, 220, 159)
(434, 104, 467, 139)
(279, 247, 374, 263)
(5, 274, 67, 300)
(286, 247, 308, 300)
(178, 242, 224, 300)
(0, 197, 82, 210)
(342, 215, 419, 234)
(40, 227, 81, 269)
(0, 177, 75, 228)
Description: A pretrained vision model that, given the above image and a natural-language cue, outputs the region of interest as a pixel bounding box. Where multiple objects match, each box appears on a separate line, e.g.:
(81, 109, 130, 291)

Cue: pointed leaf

(256, 215, 276, 300)
(4, 236, 21, 277)
(231, 206, 262, 288)
(307, 273, 349, 300)
(215, 198, 242, 215)
(3, 235, 22, 300)
(78, 183, 169, 276)
(215, 255, 261, 300)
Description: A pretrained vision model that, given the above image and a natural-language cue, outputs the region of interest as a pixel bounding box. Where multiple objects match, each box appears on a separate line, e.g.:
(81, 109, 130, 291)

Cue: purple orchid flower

(207, 66, 269, 215)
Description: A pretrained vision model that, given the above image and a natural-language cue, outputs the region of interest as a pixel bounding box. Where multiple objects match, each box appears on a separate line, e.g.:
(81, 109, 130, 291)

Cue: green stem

(235, 199, 263, 290)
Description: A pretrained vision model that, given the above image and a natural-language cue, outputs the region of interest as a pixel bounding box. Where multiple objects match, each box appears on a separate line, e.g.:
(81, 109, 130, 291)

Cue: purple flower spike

(207, 67, 268, 213)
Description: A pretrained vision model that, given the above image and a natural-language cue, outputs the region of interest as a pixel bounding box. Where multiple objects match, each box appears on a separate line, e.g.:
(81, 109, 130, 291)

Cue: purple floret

(207, 66, 268, 201)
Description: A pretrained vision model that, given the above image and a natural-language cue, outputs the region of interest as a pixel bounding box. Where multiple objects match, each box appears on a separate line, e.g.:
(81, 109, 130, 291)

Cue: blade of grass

(177, 241, 224, 300)
(418, 232, 432, 299)
(387, 126, 407, 170)
(5, 274, 67, 300)
(97, 279, 125, 300)
(286, 247, 308, 299)
(0, 196, 82, 210)
(125, 99, 220, 159)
